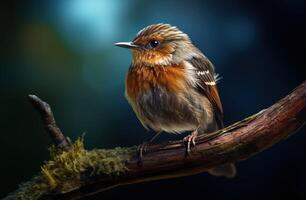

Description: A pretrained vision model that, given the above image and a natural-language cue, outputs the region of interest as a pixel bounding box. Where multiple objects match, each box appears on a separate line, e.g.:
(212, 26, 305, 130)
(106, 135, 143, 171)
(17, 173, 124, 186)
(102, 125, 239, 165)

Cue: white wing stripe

(196, 70, 210, 76)
(204, 81, 216, 85)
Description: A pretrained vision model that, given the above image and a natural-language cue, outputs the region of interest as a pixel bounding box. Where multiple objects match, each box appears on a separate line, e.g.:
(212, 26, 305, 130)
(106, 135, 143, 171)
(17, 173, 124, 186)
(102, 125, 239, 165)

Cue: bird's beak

(114, 42, 140, 49)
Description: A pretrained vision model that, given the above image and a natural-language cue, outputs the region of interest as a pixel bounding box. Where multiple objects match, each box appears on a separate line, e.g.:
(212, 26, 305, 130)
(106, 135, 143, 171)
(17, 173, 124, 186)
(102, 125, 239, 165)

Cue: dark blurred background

(1, 0, 305, 199)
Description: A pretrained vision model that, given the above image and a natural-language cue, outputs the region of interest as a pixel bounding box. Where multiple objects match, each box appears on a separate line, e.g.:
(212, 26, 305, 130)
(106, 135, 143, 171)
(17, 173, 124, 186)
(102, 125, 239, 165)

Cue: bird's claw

(137, 141, 149, 165)
(184, 130, 198, 153)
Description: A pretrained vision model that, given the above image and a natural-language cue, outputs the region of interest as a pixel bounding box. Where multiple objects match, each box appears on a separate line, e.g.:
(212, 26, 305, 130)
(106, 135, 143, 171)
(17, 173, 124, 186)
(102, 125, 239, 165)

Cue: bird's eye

(147, 40, 160, 49)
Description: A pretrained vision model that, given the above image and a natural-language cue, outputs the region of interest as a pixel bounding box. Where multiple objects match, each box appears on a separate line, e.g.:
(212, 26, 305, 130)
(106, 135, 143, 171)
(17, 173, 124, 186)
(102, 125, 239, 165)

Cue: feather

(187, 56, 224, 128)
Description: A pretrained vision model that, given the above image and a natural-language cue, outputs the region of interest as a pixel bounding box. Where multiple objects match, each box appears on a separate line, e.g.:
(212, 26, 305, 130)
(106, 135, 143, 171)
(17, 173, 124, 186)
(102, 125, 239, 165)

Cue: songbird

(115, 23, 236, 178)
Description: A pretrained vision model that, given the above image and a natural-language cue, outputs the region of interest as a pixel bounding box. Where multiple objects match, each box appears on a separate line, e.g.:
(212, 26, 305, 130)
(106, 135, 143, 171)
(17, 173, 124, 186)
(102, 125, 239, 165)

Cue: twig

(28, 95, 72, 151)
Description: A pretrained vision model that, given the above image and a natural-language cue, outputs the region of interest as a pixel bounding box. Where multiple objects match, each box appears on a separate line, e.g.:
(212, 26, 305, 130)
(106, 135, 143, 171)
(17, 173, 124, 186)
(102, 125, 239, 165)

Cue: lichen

(3, 138, 137, 200)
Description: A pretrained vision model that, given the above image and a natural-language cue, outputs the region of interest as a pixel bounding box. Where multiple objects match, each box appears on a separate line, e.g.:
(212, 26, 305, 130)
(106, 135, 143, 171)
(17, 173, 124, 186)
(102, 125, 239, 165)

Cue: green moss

(3, 138, 137, 200)
(4, 176, 49, 200)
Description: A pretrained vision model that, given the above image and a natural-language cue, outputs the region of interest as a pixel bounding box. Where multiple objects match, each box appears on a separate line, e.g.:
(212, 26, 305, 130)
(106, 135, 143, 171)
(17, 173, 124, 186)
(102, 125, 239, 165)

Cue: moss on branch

(4, 139, 137, 200)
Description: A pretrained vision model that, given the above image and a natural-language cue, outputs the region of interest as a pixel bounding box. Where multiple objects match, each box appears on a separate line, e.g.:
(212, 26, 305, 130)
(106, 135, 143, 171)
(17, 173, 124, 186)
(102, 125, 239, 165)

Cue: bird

(115, 23, 236, 178)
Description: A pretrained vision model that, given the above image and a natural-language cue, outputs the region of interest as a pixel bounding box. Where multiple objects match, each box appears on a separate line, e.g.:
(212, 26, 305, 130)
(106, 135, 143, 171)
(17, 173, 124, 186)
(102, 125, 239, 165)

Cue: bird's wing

(187, 56, 224, 127)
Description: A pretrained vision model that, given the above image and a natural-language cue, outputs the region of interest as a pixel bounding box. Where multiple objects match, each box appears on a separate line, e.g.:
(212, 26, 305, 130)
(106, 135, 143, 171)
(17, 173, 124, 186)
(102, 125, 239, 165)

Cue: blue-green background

(1, 0, 306, 199)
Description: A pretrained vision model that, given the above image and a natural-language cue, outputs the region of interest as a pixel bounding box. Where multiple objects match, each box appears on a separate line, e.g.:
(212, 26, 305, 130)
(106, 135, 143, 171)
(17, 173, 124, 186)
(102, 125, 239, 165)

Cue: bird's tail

(207, 114, 237, 178)
(208, 163, 237, 178)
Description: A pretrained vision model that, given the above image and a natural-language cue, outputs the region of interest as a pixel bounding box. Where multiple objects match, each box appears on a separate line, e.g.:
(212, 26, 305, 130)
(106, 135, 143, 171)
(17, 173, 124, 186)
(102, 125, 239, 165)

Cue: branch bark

(28, 95, 72, 151)
(4, 81, 306, 200)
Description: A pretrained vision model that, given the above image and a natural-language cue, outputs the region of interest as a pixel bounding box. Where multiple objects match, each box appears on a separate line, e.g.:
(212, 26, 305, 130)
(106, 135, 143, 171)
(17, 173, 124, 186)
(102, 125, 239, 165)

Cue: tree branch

(28, 95, 72, 151)
(4, 81, 306, 200)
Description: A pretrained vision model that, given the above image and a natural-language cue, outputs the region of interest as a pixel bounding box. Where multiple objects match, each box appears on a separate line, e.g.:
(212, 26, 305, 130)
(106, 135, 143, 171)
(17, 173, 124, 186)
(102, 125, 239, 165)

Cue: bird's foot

(137, 141, 149, 165)
(183, 130, 198, 153)
(136, 132, 162, 166)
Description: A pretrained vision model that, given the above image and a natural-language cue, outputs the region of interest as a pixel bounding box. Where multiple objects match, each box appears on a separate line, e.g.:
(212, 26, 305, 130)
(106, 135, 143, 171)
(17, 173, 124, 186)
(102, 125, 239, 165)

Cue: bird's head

(115, 23, 198, 66)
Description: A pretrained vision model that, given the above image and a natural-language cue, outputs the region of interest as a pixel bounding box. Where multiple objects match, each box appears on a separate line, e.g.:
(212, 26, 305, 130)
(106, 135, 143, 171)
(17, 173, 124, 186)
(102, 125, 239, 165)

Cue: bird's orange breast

(126, 64, 186, 100)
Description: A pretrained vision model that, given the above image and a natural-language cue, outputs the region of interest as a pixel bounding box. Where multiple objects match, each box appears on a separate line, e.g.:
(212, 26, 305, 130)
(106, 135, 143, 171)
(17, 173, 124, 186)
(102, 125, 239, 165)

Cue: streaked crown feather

(133, 23, 190, 42)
